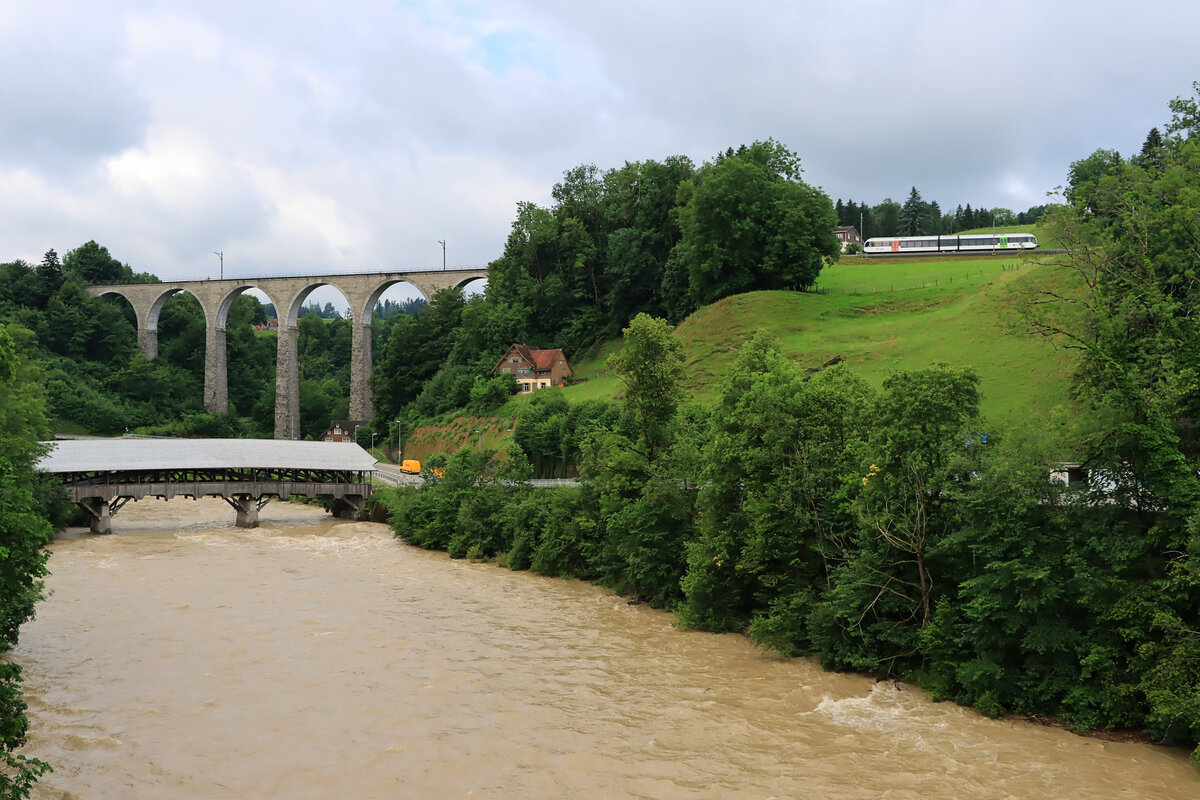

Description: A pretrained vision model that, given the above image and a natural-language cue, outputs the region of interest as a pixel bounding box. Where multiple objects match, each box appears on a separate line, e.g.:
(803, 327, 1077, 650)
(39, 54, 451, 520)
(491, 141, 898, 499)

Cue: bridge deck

(39, 438, 378, 533)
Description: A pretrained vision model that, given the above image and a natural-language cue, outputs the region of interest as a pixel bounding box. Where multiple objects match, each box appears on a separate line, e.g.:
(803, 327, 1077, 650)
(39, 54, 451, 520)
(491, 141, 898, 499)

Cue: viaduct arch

(87, 268, 488, 439)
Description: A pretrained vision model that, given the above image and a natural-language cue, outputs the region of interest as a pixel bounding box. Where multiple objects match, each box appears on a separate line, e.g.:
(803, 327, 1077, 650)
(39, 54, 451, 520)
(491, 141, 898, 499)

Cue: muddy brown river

(13, 498, 1200, 798)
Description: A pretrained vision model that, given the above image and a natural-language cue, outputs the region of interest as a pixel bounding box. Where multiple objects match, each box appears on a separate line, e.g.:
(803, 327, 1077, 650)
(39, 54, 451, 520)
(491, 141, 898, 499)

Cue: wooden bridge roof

(38, 438, 379, 474)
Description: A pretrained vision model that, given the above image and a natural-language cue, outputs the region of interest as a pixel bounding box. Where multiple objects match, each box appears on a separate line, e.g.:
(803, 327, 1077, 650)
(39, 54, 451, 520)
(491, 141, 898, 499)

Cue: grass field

(562, 252, 1082, 430)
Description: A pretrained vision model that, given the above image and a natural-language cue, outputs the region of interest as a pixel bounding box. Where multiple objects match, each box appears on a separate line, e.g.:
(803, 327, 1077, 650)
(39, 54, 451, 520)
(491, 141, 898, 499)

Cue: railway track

(861, 249, 1067, 259)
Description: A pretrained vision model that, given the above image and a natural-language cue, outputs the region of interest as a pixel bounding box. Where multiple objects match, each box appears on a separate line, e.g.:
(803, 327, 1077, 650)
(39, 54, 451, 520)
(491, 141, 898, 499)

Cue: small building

(321, 419, 368, 443)
(493, 344, 572, 394)
(835, 226, 862, 251)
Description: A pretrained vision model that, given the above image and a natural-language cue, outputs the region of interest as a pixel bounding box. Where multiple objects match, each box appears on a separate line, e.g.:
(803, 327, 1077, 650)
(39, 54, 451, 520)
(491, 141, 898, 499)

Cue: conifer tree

(899, 186, 929, 236)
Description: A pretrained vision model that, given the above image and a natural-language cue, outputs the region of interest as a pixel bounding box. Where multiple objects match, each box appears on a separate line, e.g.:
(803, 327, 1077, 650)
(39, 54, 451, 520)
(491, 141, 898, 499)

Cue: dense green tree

(1029, 91, 1200, 759)
(451, 297, 529, 369)
(62, 241, 129, 285)
(0, 324, 54, 796)
(991, 208, 1017, 226)
(370, 288, 466, 425)
(1134, 127, 1166, 172)
(1166, 81, 1200, 140)
(836, 198, 864, 232)
(872, 198, 901, 237)
(602, 156, 694, 325)
(0, 262, 35, 314)
(604, 314, 685, 464)
(468, 372, 517, 413)
(674, 140, 839, 306)
(1016, 205, 1046, 225)
(859, 203, 876, 241)
(1065, 148, 1125, 215)
(811, 364, 980, 675)
(899, 187, 930, 236)
(31, 251, 63, 311)
(679, 333, 872, 642)
(927, 200, 943, 234)
(225, 295, 275, 419)
(577, 315, 695, 605)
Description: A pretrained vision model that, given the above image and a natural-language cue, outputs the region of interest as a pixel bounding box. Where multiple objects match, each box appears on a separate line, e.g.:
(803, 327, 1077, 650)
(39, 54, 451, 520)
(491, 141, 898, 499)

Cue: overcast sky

(3, 0, 1197, 286)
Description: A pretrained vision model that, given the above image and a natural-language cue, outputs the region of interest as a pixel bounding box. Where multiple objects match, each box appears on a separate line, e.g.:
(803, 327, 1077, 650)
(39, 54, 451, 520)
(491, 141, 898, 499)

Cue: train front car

(957, 233, 1039, 250)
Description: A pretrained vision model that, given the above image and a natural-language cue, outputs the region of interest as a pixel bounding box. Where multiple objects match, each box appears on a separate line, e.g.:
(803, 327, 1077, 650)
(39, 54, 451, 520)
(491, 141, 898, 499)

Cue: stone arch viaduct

(86, 268, 487, 439)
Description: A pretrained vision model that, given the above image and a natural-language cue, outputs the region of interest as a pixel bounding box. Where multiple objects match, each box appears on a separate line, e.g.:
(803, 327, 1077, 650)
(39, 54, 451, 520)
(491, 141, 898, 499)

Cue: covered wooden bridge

(38, 438, 377, 533)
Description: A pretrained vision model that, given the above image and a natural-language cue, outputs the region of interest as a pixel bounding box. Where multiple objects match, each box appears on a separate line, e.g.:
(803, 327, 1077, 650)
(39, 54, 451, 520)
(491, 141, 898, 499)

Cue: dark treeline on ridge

(835, 191, 1048, 240)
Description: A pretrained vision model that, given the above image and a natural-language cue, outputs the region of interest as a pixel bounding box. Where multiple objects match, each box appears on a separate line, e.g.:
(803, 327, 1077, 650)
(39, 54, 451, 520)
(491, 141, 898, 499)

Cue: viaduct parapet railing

(86, 268, 487, 439)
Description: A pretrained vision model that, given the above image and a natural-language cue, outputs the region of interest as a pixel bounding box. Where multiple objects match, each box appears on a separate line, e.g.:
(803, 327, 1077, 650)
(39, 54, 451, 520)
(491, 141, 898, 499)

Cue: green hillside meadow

(563, 252, 1081, 430)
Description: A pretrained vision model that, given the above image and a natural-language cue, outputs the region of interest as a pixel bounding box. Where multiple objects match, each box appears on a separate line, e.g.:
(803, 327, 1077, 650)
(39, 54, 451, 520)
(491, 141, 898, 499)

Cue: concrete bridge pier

(226, 494, 273, 528)
(190, 283, 251, 416)
(137, 328, 159, 361)
(82, 498, 111, 534)
(275, 322, 300, 439)
(78, 497, 130, 535)
(349, 318, 373, 422)
(205, 324, 228, 413)
(334, 494, 366, 519)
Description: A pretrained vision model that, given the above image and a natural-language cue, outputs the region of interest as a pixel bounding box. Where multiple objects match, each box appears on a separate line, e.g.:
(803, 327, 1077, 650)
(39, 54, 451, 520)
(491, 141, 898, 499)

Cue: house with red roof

(835, 225, 862, 252)
(493, 344, 573, 394)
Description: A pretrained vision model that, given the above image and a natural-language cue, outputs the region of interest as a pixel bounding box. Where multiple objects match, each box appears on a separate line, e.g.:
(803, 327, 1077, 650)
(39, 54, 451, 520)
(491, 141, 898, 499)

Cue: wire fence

(811, 263, 1030, 295)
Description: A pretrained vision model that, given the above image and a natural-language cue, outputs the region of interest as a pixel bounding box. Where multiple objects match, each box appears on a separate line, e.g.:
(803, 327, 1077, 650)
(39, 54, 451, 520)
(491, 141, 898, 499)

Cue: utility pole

(438, 240, 446, 270)
(213, 250, 224, 279)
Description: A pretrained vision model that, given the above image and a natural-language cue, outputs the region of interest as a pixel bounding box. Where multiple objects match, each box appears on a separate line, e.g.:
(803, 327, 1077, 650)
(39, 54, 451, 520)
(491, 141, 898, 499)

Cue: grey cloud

(0, 11, 148, 173)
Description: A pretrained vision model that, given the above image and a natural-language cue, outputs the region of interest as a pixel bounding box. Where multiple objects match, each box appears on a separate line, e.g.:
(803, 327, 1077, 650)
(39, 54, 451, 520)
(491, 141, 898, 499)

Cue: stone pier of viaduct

(87, 269, 487, 439)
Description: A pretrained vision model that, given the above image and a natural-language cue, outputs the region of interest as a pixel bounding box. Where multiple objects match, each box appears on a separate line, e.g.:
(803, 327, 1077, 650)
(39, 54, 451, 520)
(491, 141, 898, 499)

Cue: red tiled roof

(530, 348, 564, 370)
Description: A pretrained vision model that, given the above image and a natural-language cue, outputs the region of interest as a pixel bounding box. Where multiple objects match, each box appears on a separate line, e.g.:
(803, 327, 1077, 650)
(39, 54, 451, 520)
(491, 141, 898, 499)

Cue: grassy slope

(563, 253, 1082, 430)
(399, 415, 518, 462)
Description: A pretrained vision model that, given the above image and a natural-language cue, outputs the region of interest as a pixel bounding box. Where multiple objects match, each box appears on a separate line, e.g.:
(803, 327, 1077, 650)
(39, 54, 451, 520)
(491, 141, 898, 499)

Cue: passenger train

(862, 233, 1038, 254)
